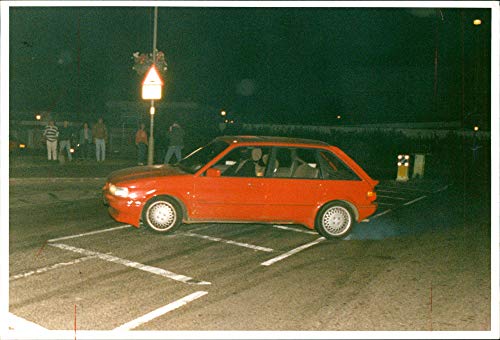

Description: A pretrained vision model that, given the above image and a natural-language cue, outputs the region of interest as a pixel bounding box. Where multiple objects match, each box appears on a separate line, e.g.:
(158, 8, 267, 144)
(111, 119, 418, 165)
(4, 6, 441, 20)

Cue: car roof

(215, 135, 331, 147)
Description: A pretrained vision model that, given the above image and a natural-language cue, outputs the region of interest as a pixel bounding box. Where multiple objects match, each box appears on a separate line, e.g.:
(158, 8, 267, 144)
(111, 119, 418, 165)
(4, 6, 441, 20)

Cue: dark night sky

(9, 4, 492, 126)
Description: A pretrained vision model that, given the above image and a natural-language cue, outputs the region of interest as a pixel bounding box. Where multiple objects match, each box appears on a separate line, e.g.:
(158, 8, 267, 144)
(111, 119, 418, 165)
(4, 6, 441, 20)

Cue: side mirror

(206, 168, 221, 177)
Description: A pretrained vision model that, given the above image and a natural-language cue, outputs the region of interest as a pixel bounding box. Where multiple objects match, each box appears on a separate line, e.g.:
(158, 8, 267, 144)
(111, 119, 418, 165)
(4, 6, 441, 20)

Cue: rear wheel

(315, 201, 355, 239)
(142, 196, 182, 233)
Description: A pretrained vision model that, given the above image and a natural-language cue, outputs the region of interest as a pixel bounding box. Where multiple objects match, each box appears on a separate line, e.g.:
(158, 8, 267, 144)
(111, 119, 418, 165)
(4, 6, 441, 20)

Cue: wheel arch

(317, 199, 359, 222)
(140, 193, 189, 224)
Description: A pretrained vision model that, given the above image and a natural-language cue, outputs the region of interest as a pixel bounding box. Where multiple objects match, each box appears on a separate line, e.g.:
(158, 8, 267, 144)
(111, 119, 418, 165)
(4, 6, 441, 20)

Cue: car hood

(107, 164, 187, 184)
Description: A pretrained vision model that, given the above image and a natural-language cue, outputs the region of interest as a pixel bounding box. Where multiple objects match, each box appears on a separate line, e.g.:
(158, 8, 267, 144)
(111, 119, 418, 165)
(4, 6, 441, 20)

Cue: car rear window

(318, 150, 361, 181)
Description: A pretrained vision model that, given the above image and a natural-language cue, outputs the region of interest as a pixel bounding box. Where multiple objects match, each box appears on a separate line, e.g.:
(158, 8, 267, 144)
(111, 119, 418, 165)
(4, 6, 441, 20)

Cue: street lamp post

(148, 7, 159, 166)
(142, 65, 163, 163)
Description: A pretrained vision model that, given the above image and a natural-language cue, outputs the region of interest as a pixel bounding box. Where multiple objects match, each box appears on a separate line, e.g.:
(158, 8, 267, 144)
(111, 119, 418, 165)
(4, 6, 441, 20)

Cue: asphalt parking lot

(9, 174, 491, 334)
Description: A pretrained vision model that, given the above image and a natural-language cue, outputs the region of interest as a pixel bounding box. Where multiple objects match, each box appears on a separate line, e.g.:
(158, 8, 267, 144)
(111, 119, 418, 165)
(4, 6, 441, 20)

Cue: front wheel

(142, 196, 182, 233)
(315, 201, 355, 239)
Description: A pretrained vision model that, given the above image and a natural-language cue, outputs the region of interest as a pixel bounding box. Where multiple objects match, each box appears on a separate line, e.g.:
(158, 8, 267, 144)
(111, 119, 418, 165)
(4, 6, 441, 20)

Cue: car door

(259, 147, 324, 224)
(190, 146, 271, 222)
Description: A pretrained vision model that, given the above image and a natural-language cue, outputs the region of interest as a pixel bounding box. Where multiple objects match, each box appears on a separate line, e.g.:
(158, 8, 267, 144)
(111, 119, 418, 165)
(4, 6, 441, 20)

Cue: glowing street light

(474, 126, 479, 132)
(35, 114, 42, 121)
(473, 19, 482, 26)
(142, 65, 163, 100)
(221, 110, 227, 117)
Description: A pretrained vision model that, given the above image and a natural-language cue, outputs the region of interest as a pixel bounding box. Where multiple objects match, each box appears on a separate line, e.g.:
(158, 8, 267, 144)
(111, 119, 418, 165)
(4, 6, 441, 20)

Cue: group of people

(135, 121, 185, 165)
(43, 118, 185, 165)
(42, 117, 108, 162)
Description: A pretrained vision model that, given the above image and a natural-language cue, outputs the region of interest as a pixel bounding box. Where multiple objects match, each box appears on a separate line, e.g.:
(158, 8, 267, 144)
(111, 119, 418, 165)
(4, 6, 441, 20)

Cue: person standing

(79, 122, 93, 160)
(58, 120, 73, 162)
(164, 122, 184, 164)
(43, 120, 59, 161)
(135, 122, 148, 165)
(92, 117, 108, 162)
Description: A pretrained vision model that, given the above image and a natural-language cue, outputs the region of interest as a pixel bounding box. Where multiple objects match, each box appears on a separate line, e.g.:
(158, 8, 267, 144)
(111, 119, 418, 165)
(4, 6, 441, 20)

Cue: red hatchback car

(103, 136, 378, 239)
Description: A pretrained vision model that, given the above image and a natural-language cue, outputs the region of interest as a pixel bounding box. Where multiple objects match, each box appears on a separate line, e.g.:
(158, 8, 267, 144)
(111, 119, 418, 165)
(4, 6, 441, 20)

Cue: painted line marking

(433, 184, 450, 193)
(113, 291, 208, 331)
(261, 237, 325, 266)
(10, 255, 97, 281)
(8, 313, 48, 331)
(49, 243, 211, 285)
(377, 195, 407, 200)
(377, 185, 435, 193)
(403, 195, 427, 206)
(376, 189, 403, 194)
(182, 232, 274, 252)
(376, 202, 394, 206)
(370, 209, 393, 219)
(271, 225, 318, 235)
(47, 225, 132, 243)
(186, 224, 218, 232)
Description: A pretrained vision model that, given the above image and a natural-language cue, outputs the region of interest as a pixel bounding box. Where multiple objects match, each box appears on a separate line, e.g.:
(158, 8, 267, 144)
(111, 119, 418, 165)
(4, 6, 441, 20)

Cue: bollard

(396, 154, 410, 182)
(412, 154, 425, 179)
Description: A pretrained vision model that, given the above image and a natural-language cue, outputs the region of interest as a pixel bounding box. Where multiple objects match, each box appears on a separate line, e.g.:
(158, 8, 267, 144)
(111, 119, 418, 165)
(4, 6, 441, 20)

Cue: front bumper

(102, 185, 143, 228)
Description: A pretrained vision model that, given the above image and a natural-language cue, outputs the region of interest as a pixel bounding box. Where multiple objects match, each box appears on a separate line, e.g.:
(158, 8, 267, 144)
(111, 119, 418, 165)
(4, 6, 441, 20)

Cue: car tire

(142, 196, 182, 233)
(315, 201, 355, 239)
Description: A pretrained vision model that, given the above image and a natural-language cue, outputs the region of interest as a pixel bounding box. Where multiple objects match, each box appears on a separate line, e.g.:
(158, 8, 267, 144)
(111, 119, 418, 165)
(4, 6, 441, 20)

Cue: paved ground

(9, 154, 137, 180)
(5, 153, 494, 337)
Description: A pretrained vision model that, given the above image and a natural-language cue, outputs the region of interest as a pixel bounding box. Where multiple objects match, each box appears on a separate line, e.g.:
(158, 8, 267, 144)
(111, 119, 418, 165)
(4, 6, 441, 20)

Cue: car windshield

(176, 140, 229, 174)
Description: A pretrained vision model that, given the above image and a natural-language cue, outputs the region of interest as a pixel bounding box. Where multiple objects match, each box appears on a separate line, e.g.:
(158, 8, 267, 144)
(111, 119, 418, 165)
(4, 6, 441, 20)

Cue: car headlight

(109, 184, 129, 198)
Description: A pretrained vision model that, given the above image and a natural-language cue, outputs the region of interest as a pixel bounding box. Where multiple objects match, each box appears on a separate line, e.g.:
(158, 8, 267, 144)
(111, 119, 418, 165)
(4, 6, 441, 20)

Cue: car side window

(272, 148, 292, 178)
(318, 150, 360, 181)
(271, 147, 320, 179)
(212, 146, 270, 178)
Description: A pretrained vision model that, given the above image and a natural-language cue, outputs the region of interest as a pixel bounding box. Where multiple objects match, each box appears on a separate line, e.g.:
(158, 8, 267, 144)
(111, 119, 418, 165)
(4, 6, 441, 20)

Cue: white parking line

(47, 225, 132, 243)
(370, 209, 393, 219)
(377, 185, 434, 193)
(403, 195, 427, 206)
(182, 232, 274, 252)
(49, 243, 211, 285)
(377, 202, 394, 206)
(10, 255, 97, 281)
(433, 184, 450, 193)
(261, 237, 325, 266)
(113, 291, 208, 331)
(377, 195, 407, 200)
(8, 313, 48, 331)
(186, 224, 218, 232)
(271, 225, 318, 235)
(376, 189, 401, 194)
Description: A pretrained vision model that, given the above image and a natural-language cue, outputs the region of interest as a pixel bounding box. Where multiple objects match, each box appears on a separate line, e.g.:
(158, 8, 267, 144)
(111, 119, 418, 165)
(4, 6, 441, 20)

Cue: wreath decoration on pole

(132, 50, 168, 76)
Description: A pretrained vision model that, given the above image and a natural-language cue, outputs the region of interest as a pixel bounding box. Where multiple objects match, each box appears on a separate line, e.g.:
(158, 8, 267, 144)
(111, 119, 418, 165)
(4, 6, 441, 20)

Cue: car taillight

(367, 190, 377, 201)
